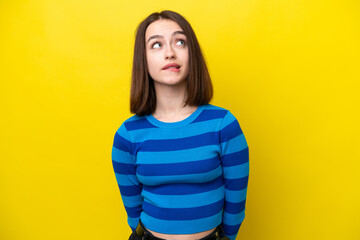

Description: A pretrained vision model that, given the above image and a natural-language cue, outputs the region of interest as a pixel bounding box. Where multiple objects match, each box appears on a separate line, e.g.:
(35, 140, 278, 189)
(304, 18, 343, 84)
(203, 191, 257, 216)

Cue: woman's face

(145, 19, 189, 88)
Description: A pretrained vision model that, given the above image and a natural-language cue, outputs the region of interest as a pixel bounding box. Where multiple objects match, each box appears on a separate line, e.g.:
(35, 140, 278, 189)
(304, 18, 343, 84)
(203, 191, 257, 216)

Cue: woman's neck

(153, 81, 197, 122)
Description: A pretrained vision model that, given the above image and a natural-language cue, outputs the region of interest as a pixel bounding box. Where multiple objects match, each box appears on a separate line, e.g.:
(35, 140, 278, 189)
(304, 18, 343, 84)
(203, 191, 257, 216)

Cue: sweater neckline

(145, 105, 205, 128)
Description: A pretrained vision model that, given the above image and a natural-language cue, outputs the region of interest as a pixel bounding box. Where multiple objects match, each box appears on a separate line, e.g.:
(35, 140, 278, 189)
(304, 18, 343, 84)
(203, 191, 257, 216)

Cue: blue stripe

(121, 195, 143, 208)
(225, 188, 247, 203)
(118, 184, 142, 196)
(192, 109, 227, 123)
(219, 111, 235, 127)
(141, 185, 224, 208)
(138, 166, 222, 186)
(221, 148, 249, 167)
(124, 205, 142, 218)
(125, 118, 158, 131)
(137, 156, 220, 176)
(223, 162, 249, 179)
(220, 120, 242, 143)
(223, 210, 245, 225)
(225, 176, 249, 190)
(141, 210, 222, 234)
(115, 173, 139, 186)
(220, 134, 248, 155)
(137, 145, 220, 164)
(112, 146, 133, 163)
(143, 176, 224, 195)
(113, 132, 135, 155)
(112, 161, 136, 175)
(142, 198, 224, 220)
(225, 200, 246, 214)
(222, 222, 242, 236)
(128, 216, 140, 230)
(128, 118, 221, 142)
(139, 131, 219, 151)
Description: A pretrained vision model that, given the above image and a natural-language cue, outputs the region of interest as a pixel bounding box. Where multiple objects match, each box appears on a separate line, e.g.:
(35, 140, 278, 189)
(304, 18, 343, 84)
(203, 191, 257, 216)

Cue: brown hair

(130, 10, 213, 116)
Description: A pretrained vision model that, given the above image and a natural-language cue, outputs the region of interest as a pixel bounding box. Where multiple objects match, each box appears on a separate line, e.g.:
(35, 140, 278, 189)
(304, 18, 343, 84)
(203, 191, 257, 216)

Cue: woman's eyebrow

(147, 31, 185, 44)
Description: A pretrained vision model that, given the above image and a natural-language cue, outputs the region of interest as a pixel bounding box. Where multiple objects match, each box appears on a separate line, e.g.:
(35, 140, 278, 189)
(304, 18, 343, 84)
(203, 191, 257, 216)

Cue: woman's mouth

(164, 66, 180, 72)
(162, 63, 181, 72)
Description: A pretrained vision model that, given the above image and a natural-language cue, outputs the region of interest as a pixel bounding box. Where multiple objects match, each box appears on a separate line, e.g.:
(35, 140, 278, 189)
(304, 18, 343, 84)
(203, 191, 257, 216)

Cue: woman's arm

(219, 110, 250, 240)
(111, 123, 143, 231)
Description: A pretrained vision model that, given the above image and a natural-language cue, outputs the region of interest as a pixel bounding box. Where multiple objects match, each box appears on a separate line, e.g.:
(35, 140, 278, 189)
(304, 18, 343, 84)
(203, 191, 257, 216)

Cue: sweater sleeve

(219, 111, 249, 240)
(111, 122, 143, 231)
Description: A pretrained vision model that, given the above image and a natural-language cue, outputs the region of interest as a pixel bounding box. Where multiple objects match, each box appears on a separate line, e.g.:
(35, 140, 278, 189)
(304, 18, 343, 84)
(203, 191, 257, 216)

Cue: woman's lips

(162, 63, 181, 70)
(164, 67, 180, 72)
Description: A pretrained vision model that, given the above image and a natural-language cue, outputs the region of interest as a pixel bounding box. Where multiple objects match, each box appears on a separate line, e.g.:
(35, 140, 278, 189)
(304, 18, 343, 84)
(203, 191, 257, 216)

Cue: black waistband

(135, 220, 228, 240)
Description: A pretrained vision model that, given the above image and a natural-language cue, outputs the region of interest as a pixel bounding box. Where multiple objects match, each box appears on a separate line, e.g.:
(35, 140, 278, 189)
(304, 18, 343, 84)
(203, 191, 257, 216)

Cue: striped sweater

(111, 104, 249, 240)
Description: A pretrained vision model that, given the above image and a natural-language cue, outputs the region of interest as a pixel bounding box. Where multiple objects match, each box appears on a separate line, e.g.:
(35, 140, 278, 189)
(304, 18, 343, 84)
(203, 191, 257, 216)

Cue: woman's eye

(176, 39, 186, 46)
(152, 42, 161, 49)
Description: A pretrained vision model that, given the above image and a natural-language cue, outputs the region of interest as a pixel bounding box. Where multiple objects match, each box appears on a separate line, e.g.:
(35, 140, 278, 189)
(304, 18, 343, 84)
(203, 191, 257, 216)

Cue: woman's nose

(164, 46, 176, 59)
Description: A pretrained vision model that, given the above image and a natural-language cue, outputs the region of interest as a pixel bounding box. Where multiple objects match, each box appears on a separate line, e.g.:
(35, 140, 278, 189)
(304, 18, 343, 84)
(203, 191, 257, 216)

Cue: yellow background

(1, 0, 359, 239)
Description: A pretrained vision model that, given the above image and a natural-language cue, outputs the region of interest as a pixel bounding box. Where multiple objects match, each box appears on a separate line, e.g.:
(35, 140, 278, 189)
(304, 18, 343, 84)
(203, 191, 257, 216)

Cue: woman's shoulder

(123, 113, 146, 123)
(203, 104, 242, 123)
(113, 113, 147, 134)
(204, 103, 230, 112)
(203, 103, 234, 118)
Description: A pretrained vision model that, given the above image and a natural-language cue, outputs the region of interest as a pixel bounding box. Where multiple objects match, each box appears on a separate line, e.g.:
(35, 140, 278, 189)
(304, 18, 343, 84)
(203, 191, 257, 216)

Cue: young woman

(111, 10, 249, 240)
